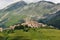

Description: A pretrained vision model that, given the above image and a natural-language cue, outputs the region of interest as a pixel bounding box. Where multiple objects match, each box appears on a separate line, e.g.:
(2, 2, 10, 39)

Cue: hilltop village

(0, 18, 54, 32)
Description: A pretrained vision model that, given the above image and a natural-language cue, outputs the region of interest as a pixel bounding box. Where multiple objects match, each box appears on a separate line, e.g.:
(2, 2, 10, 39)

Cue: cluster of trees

(14, 25, 30, 32)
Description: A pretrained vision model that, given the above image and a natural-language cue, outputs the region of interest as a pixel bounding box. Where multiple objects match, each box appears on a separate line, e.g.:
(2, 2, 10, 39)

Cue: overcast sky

(0, 0, 60, 9)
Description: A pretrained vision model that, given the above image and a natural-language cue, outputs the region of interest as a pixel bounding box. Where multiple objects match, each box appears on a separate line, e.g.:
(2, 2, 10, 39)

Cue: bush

(0, 36, 5, 40)
(8, 36, 31, 40)
(15, 25, 24, 30)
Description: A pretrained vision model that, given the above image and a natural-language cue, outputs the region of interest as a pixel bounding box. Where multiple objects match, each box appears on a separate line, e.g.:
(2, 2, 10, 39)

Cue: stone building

(0, 28, 3, 32)
(21, 20, 42, 28)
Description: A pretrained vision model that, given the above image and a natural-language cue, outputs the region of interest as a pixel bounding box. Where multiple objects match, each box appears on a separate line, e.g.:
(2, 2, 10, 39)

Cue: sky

(0, 0, 60, 9)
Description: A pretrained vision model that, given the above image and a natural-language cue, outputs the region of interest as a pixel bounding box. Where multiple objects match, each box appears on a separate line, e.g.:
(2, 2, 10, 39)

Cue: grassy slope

(0, 1, 55, 27)
(0, 29, 60, 40)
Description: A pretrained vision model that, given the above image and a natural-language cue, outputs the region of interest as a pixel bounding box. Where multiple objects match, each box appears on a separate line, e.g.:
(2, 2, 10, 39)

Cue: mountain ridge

(0, 1, 60, 28)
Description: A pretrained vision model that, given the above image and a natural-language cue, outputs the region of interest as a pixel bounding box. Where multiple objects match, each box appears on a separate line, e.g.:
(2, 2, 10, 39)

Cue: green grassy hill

(0, 29, 60, 40)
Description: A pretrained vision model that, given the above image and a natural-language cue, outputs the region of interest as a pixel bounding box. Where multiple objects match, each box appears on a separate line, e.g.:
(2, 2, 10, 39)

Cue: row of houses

(21, 21, 47, 28)
(0, 20, 47, 32)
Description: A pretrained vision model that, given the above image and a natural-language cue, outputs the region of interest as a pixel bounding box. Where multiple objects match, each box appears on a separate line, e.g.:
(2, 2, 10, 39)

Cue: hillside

(44, 11, 60, 28)
(0, 29, 60, 40)
(0, 0, 60, 40)
(0, 1, 60, 28)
